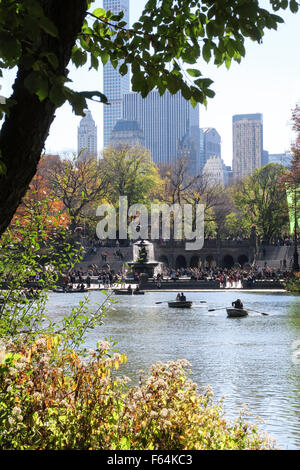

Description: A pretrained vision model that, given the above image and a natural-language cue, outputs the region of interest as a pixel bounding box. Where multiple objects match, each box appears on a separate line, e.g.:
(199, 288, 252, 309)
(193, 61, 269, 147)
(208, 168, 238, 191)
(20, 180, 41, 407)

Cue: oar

(155, 300, 206, 304)
(247, 308, 269, 316)
(208, 306, 269, 316)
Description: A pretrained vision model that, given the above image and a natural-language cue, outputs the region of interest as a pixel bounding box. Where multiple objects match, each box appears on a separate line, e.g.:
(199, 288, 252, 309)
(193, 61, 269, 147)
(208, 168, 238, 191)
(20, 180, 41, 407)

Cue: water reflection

(46, 290, 300, 449)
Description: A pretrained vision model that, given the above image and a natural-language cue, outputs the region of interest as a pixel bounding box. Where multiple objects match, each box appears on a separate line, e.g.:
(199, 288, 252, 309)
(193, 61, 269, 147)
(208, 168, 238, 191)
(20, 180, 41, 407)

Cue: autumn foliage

(10, 155, 70, 237)
(0, 335, 275, 450)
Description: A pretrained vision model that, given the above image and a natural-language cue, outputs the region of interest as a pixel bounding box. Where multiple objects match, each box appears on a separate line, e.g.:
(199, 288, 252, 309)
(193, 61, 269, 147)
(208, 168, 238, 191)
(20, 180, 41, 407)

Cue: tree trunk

(0, 0, 87, 236)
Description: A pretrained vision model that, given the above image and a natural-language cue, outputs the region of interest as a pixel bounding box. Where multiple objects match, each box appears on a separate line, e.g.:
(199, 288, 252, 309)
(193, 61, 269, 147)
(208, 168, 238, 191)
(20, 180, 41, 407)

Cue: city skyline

(1, 0, 299, 165)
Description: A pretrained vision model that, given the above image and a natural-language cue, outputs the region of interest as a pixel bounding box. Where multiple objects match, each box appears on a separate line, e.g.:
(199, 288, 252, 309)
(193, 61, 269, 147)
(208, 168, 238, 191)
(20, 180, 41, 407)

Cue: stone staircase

(256, 245, 296, 269)
(77, 246, 133, 273)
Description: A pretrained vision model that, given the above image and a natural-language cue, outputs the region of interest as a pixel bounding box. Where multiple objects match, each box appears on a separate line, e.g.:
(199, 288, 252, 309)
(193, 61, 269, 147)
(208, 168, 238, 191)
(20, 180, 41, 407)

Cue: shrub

(0, 335, 274, 450)
(285, 273, 300, 293)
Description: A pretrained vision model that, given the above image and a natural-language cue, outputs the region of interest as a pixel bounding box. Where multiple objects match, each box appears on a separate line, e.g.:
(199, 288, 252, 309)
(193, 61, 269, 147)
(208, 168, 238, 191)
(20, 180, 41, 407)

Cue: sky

(1, 0, 300, 165)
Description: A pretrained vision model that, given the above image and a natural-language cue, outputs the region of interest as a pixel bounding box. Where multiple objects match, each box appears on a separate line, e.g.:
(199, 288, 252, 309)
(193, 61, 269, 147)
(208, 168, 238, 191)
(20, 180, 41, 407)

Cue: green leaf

(0, 36, 21, 63)
(49, 83, 66, 107)
(24, 72, 48, 101)
(290, 0, 299, 12)
(119, 63, 128, 76)
(186, 68, 202, 77)
(202, 42, 212, 63)
(93, 8, 106, 18)
(72, 47, 88, 68)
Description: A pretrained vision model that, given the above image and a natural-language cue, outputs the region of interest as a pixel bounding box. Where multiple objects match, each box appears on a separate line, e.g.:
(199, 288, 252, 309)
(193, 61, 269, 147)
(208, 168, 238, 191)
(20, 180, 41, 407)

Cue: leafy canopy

(232, 163, 289, 241)
(0, 0, 299, 117)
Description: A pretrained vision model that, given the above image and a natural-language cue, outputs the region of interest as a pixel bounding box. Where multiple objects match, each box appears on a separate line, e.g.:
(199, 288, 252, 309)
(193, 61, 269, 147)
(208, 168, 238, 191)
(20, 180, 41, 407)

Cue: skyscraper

(232, 113, 263, 181)
(201, 127, 221, 166)
(123, 90, 201, 173)
(77, 109, 97, 161)
(103, 0, 130, 148)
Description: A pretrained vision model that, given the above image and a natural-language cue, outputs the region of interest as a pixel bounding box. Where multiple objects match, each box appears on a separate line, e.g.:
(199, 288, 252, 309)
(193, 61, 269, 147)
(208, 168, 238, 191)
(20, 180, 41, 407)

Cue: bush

(285, 273, 300, 293)
(0, 335, 274, 450)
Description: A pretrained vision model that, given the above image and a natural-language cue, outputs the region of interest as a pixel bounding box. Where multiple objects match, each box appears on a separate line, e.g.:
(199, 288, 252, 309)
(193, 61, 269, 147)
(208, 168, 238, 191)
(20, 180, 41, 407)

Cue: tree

(232, 163, 289, 242)
(47, 156, 108, 234)
(10, 155, 70, 237)
(160, 157, 200, 206)
(0, 0, 299, 236)
(102, 144, 162, 208)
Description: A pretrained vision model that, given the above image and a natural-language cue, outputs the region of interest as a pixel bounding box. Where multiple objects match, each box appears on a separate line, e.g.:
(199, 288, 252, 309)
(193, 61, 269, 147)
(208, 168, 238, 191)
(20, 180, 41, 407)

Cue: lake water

(46, 290, 300, 449)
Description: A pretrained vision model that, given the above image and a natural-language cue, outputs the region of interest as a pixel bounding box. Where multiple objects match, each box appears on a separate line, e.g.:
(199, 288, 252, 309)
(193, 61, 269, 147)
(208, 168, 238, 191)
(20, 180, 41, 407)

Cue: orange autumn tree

(10, 154, 70, 238)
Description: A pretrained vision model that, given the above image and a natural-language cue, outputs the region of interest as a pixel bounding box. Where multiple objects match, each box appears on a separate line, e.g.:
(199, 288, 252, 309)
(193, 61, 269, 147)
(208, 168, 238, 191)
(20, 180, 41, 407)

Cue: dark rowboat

(226, 308, 248, 318)
(113, 289, 144, 295)
(168, 301, 193, 309)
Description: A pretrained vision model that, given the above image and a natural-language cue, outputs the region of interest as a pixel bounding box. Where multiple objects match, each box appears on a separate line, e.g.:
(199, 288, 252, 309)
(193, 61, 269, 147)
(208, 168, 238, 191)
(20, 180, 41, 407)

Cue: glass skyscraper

(103, 0, 130, 148)
(123, 90, 201, 172)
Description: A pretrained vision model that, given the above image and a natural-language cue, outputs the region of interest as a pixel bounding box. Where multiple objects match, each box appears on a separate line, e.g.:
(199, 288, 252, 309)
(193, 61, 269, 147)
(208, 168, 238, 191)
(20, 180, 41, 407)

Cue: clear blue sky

(1, 0, 300, 165)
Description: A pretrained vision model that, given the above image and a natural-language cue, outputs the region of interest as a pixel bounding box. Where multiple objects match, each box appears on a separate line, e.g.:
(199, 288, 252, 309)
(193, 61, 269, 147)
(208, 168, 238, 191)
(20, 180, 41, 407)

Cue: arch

(190, 255, 200, 268)
(205, 255, 215, 268)
(175, 255, 187, 269)
(223, 254, 234, 268)
(158, 255, 169, 267)
(238, 254, 249, 267)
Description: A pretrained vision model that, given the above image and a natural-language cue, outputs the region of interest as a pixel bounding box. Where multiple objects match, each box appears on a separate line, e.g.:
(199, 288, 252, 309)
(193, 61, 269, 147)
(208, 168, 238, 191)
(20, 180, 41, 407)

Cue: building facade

(202, 155, 224, 186)
(232, 113, 263, 181)
(123, 90, 201, 173)
(103, 0, 130, 148)
(110, 119, 145, 147)
(268, 151, 292, 168)
(77, 109, 97, 161)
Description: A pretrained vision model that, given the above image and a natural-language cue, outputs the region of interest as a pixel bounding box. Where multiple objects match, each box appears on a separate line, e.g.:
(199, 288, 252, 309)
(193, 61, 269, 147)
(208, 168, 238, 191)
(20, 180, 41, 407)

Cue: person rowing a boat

(232, 298, 243, 309)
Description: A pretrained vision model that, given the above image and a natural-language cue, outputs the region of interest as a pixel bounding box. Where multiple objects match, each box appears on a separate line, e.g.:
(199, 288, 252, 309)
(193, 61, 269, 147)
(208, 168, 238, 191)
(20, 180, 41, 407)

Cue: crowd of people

(153, 264, 290, 288)
(57, 262, 290, 291)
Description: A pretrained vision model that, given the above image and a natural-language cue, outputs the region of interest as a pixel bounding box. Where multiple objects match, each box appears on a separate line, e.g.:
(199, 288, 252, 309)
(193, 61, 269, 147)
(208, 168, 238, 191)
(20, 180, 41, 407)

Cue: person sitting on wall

(232, 298, 243, 309)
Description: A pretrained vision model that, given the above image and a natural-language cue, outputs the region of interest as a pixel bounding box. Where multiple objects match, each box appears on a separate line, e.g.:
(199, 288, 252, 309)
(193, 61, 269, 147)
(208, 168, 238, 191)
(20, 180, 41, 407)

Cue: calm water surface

(46, 290, 300, 449)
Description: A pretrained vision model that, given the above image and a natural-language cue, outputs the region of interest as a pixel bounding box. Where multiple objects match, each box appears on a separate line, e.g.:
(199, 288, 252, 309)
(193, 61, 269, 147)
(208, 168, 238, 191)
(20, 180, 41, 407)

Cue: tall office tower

(201, 128, 221, 166)
(123, 90, 201, 173)
(232, 113, 263, 181)
(103, 0, 130, 148)
(77, 109, 97, 161)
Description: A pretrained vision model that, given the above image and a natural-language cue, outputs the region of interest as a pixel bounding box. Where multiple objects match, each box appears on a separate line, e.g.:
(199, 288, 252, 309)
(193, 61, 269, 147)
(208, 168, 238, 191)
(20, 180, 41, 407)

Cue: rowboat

(226, 308, 248, 318)
(168, 301, 193, 309)
(53, 288, 88, 293)
(113, 289, 144, 295)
